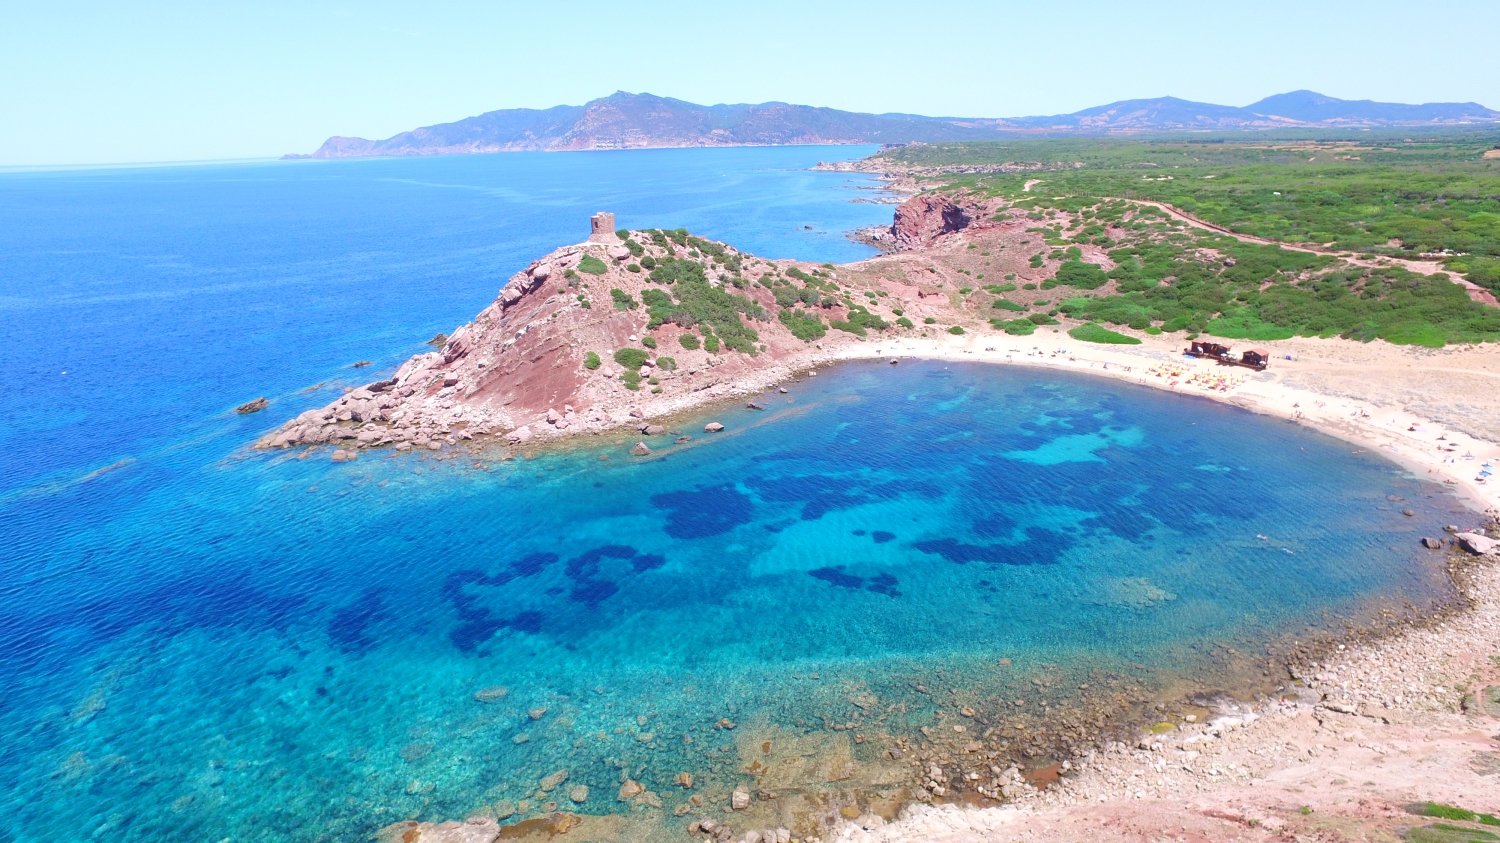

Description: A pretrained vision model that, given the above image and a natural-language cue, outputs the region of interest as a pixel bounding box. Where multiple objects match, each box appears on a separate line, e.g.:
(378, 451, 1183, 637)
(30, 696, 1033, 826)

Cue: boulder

(608, 245, 631, 261)
(705, 422, 725, 433)
(508, 426, 533, 444)
(532, 263, 553, 282)
(330, 449, 357, 462)
(569, 785, 589, 804)
(1421, 537, 1443, 550)
(630, 442, 653, 457)
(1457, 532, 1499, 555)
(617, 779, 644, 801)
(731, 784, 750, 810)
(746, 402, 765, 411)
(235, 397, 269, 414)
(641, 424, 666, 436)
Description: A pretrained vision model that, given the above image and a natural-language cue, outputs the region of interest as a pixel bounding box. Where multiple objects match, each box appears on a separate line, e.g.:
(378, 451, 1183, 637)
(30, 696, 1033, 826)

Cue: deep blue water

(0, 149, 1471, 841)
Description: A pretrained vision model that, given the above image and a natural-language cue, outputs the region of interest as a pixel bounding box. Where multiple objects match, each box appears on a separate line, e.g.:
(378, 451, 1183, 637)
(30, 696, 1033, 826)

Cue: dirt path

(1120, 198, 1500, 307)
(1022, 178, 1041, 192)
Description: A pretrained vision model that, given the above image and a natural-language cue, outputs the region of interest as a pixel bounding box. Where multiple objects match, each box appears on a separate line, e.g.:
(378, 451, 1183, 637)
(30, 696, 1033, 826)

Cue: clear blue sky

(5, 0, 1497, 165)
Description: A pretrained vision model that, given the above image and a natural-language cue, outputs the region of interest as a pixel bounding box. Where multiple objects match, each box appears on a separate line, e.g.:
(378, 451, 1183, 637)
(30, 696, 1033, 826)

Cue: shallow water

(0, 152, 1472, 841)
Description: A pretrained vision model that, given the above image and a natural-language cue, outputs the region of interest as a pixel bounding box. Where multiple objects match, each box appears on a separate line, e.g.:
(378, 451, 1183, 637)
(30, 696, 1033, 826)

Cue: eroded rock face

(890, 193, 976, 251)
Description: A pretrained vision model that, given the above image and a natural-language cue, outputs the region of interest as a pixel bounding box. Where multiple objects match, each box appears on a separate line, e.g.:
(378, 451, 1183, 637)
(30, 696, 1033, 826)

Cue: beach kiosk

(1187, 340, 1232, 360)
(1239, 348, 1269, 371)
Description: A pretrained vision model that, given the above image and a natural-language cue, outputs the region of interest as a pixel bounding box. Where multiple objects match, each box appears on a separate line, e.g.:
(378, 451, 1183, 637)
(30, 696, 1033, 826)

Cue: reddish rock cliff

(889, 194, 979, 251)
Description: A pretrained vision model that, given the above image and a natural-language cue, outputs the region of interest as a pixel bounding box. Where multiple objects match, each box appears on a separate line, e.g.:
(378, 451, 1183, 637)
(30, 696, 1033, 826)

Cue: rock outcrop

(255, 216, 902, 453)
(889, 193, 978, 251)
(1457, 531, 1499, 555)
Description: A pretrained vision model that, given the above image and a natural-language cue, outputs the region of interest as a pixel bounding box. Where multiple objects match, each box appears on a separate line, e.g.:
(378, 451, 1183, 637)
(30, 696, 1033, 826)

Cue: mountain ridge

(290, 90, 1500, 159)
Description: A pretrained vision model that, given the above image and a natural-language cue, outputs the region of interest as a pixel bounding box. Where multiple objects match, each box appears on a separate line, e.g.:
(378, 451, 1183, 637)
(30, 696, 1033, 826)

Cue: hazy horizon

(6, 0, 1498, 166)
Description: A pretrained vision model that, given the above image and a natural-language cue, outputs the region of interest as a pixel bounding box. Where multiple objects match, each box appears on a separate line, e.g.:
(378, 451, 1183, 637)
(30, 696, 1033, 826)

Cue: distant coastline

(286, 89, 1500, 160)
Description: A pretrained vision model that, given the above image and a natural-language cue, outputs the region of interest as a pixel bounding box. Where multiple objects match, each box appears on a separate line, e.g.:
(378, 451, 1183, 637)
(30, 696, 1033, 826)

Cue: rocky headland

(256, 200, 1004, 457)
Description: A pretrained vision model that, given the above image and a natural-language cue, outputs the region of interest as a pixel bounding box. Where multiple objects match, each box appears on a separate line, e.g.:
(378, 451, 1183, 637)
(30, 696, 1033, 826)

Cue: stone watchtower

(589, 211, 617, 242)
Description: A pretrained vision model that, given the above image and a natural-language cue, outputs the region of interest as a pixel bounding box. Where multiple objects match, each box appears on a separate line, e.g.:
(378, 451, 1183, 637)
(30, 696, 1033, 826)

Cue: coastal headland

(260, 178, 1500, 843)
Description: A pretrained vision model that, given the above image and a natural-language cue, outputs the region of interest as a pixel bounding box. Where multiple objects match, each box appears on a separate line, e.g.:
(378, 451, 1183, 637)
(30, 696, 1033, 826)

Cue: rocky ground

(833, 546, 1500, 843)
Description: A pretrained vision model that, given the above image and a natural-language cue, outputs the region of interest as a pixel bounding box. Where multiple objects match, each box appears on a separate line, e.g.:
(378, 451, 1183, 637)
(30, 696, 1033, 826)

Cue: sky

(4, 0, 1498, 165)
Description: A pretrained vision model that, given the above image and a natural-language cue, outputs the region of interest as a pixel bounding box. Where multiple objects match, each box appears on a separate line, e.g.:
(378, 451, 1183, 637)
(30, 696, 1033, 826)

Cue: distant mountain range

(289, 90, 1500, 159)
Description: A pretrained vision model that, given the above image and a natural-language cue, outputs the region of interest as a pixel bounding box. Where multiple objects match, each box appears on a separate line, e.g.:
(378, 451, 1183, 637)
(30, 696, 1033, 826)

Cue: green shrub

(615, 229, 630, 240)
(655, 355, 677, 372)
(924, 316, 937, 325)
(642, 258, 762, 353)
(1069, 322, 1141, 345)
(578, 255, 608, 275)
(1413, 802, 1500, 826)
(993, 299, 1026, 312)
(947, 325, 965, 335)
(626, 263, 642, 273)
(614, 348, 650, 369)
(704, 334, 721, 353)
(622, 370, 641, 390)
(896, 316, 914, 328)
(991, 318, 1037, 335)
(640, 255, 657, 270)
(778, 309, 827, 341)
(679, 333, 701, 350)
(611, 288, 638, 310)
(829, 305, 889, 337)
(641, 336, 657, 349)
(583, 351, 601, 370)
(1053, 260, 1109, 290)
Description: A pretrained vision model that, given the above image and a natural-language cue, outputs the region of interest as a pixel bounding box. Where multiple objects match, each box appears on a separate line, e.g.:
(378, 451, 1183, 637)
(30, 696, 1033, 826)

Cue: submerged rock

(630, 442, 652, 457)
(235, 397, 269, 414)
(378, 816, 498, 843)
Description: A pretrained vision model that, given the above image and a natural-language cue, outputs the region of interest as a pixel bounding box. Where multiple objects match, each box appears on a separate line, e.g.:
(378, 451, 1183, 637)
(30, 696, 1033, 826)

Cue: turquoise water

(0, 150, 1471, 841)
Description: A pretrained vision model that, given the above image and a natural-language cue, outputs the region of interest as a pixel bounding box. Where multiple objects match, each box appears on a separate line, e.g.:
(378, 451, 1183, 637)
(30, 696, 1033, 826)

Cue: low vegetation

(873, 133, 1500, 347)
(578, 255, 608, 275)
(1069, 322, 1141, 344)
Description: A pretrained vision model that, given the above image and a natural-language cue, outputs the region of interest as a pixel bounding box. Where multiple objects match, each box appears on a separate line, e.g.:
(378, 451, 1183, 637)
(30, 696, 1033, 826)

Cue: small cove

(2, 359, 1470, 840)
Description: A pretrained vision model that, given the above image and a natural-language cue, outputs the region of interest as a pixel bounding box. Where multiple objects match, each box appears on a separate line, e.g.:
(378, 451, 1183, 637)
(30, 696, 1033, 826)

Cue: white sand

(818, 331, 1500, 518)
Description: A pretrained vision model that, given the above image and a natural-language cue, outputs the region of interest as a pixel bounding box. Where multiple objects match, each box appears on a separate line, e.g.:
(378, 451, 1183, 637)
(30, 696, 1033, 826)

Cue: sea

(0, 146, 1473, 841)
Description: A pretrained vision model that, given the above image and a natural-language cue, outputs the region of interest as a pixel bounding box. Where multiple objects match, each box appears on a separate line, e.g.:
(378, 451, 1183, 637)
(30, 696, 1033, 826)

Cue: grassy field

(873, 133, 1500, 346)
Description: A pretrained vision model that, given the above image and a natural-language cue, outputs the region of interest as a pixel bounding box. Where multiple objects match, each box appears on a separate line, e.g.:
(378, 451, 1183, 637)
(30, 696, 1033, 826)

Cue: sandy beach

(789, 331, 1500, 842)
(817, 331, 1500, 518)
